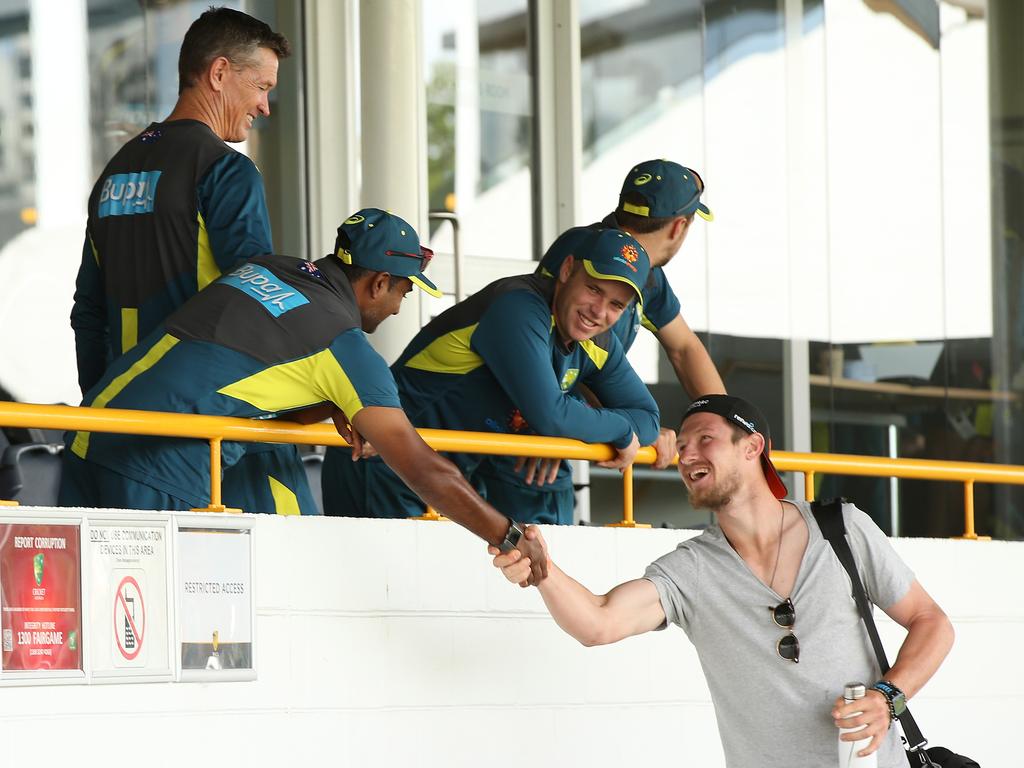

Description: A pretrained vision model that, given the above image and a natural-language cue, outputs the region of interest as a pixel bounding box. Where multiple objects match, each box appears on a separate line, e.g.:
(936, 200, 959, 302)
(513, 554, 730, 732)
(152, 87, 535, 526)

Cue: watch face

(891, 692, 907, 715)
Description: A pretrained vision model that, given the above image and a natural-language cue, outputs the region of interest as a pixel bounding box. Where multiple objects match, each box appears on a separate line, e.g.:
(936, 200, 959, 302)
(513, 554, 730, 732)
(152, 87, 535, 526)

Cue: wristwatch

(498, 519, 524, 553)
(871, 680, 907, 721)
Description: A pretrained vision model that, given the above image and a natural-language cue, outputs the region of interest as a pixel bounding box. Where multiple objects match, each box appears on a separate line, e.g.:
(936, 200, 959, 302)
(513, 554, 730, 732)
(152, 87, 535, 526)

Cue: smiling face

(676, 412, 756, 511)
(552, 259, 635, 345)
(218, 46, 279, 142)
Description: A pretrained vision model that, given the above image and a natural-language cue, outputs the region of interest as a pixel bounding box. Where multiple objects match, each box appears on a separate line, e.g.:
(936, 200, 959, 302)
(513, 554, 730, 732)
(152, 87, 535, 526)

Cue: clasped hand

(488, 526, 549, 587)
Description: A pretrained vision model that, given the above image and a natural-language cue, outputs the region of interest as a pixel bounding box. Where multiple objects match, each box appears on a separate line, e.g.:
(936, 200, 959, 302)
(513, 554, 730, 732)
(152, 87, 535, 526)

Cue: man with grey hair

(71, 7, 314, 515)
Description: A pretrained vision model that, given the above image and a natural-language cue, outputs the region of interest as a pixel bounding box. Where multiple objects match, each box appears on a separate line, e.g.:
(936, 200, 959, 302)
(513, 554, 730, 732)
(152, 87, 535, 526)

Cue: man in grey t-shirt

(490, 395, 954, 767)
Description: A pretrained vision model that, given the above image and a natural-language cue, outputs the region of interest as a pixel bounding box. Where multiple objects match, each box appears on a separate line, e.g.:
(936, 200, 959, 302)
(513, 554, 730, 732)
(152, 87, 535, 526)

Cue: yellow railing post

(804, 471, 815, 502)
(606, 464, 651, 529)
(190, 437, 240, 514)
(414, 506, 447, 521)
(210, 437, 222, 505)
(955, 480, 990, 541)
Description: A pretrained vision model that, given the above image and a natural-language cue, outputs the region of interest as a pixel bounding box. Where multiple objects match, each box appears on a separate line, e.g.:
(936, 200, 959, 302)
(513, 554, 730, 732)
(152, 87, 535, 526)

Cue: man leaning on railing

(58, 209, 547, 584)
(322, 228, 661, 525)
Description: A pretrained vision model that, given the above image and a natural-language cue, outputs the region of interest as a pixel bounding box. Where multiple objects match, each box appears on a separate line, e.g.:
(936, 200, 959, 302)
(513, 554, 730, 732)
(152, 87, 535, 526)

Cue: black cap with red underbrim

(682, 394, 788, 499)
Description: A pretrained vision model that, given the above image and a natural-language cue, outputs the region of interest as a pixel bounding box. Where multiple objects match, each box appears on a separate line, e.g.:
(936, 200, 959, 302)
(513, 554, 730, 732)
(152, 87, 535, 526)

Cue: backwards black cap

(682, 394, 787, 499)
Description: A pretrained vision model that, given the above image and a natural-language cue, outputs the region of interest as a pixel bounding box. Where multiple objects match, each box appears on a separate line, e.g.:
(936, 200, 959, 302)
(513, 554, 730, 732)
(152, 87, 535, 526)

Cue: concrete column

(305, 0, 359, 258)
(360, 0, 428, 363)
(531, 0, 581, 254)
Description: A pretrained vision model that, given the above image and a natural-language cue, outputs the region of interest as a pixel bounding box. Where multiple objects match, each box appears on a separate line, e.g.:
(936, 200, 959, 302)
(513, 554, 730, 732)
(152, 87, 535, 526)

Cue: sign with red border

(0, 523, 82, 671)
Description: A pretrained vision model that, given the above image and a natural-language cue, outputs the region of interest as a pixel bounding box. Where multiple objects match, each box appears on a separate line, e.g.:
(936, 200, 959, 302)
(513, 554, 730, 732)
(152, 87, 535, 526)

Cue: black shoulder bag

(811, 498, 979, 768)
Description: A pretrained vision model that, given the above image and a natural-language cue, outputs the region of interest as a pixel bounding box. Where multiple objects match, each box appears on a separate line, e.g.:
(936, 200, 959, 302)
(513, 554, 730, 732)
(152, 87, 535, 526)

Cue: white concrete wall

(0, 515, 1017, 767)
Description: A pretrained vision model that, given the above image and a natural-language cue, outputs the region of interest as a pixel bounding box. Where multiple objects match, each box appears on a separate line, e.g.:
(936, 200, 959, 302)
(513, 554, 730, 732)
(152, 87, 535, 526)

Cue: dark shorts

(222, 443, 320, 515)
(59, 451, 192, 511)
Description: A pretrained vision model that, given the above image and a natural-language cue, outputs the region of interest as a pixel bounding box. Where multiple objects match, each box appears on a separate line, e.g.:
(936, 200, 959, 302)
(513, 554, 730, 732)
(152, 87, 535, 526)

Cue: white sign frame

(85, 511, 173, 684)
(173, 513, 256, 683)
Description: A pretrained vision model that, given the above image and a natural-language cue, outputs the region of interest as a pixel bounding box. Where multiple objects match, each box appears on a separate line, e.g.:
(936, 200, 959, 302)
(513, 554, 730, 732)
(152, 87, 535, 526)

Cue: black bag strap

(810, 498, 929, 753)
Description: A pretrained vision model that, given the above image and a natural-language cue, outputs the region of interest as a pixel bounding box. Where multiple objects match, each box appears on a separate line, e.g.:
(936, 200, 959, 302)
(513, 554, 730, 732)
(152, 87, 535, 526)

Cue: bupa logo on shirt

(97, 171, 162, 218)
(220, 264, 310, 317)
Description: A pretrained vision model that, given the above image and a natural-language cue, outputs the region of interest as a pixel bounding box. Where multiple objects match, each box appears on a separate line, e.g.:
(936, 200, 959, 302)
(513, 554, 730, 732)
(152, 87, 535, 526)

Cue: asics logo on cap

(733, 414, 756, 432)
(633, 173, 653, 185)
(344, 214, 365, 224)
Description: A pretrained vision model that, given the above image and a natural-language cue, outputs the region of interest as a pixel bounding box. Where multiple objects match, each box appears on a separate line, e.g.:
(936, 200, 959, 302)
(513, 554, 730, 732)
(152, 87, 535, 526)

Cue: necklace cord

(769, 500, 785, 591)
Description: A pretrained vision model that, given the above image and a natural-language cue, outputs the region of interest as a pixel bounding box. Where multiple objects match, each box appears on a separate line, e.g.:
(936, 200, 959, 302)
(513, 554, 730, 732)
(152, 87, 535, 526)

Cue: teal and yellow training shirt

(393, 273, 660, 487)
(69, 255, 400, 507)
(72, 120, 274, 394)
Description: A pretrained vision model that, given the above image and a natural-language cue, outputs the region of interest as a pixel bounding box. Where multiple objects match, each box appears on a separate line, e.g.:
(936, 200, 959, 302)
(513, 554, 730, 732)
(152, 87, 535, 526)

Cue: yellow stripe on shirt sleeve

(217, 349, 365, 421)
(579, 338, 609, 369)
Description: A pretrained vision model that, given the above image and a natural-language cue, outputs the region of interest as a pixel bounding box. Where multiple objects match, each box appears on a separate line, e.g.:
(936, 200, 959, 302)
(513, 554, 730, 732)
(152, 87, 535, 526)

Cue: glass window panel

(423, 0, 534, 261)
(0, 2, 32, 252)
(0, 1, 304, 407)
(85, 0, 300, 254)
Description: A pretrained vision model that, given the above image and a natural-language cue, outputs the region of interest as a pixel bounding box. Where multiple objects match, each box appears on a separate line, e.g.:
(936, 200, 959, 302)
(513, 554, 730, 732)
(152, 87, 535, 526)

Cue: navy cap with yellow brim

(682, 394, 788, 499)
(619, 159, 713, 222)
(334, 208, 442, 298)
(574, 228, 651, 307)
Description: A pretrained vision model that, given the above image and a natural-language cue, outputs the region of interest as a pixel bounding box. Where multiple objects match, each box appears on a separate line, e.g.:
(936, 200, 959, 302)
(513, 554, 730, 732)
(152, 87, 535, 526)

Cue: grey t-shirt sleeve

(844, 503, 916, 610)
(643, 541, 701, 633)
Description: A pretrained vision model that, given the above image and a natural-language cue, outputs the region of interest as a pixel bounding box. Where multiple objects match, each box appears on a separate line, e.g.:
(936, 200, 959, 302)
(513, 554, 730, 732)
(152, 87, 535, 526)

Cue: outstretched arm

(489, 527, 665, 646)
(352, 406, 548, 584)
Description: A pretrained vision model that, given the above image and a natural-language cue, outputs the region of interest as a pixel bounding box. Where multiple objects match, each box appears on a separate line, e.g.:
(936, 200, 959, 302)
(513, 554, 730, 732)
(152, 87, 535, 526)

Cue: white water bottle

(838, 682, 877, 768)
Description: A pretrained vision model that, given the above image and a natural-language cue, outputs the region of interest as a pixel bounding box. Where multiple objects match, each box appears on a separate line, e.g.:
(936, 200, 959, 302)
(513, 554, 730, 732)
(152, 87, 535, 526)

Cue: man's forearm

(884, 611, 954, 699)
(667, 343, 725, 398)
(537, 562, 611, 647)
(402, 453, 510, 546)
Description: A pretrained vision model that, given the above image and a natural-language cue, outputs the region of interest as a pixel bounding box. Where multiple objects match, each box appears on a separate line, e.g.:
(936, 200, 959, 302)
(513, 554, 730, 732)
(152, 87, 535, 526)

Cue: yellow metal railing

(0, 401, 1015, 538)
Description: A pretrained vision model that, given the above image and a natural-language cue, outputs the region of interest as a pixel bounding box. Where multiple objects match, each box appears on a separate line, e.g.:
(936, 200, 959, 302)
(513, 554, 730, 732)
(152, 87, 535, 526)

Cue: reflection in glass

(423, 0, 533, 261)
(0, 2, 33, 248)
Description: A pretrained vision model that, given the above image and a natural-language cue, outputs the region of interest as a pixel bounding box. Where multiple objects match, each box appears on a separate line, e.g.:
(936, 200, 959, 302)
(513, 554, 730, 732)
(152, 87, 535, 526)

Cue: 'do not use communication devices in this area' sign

(88, 518, 172, 681)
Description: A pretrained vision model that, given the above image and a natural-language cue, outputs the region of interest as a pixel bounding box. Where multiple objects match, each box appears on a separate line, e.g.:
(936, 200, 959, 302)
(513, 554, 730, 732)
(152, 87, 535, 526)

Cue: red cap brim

(761, 455, 788, 499)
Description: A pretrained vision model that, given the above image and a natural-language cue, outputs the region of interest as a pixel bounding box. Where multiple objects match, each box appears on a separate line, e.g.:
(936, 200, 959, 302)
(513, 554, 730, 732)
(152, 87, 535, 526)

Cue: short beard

(687, 470, 741, 512)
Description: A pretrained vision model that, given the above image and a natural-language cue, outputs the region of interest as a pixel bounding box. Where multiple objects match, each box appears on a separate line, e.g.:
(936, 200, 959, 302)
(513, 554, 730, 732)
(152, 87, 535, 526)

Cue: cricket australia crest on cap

(619, 243, 640, 272)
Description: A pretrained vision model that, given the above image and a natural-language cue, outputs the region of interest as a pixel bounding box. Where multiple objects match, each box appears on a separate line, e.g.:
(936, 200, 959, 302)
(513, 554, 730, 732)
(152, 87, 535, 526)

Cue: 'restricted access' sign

(0, 523, 82, 672)
(177, 523, 253, 680)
